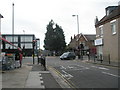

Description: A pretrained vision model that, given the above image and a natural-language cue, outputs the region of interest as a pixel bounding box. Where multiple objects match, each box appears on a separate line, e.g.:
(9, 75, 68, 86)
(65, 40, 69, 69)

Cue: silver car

(60, 52, 76, 60)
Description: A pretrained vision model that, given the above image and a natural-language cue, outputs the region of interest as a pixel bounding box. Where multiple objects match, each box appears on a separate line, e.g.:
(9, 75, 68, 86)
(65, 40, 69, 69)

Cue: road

(22, 57, 38, 65)
(46, 56, 119, 88)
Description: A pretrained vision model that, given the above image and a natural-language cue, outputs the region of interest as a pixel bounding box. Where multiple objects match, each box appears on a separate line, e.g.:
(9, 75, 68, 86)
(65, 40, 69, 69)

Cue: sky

(0, 0, 119, 49)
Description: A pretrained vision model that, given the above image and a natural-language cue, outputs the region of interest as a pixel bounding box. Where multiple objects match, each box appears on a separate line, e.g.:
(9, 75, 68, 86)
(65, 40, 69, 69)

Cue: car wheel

(73, 57, 75, 59)
(60, 58, 63, 60)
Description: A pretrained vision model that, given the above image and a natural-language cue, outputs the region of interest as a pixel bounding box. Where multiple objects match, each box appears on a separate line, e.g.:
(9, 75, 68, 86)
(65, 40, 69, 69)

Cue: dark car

(60, 52, 76, 60)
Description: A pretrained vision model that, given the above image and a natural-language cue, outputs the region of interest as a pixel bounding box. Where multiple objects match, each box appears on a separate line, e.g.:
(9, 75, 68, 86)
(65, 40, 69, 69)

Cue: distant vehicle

(60, 52, 76, 60)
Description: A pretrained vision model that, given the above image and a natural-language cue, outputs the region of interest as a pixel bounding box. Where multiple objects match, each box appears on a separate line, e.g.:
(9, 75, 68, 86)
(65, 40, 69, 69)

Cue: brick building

(68, 33, 96, 55)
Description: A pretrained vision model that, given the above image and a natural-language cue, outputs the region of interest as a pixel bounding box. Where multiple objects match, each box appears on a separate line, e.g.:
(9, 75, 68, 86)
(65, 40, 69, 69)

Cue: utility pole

(12, 3, 14, 49)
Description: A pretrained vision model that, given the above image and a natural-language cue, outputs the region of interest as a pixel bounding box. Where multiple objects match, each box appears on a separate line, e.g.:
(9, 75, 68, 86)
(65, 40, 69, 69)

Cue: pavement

(76, 56, 119, 68)
(1, 63, 70, 89)
(1, 56, 119, 90)
(86, 60, 119, 67)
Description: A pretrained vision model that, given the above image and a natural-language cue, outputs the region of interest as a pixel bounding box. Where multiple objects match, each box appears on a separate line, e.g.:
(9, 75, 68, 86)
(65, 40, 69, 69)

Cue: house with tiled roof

(68, 33, 96, 55)
(95, 3, 120, 63)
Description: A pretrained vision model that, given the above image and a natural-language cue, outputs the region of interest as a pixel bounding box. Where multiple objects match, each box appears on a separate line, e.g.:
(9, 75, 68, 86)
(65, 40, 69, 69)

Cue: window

(5, 44, 18, 49)
(99, 25, 103, 37)
(21, 36, 33, 42)
(1, 44, 3, 49)
(6, 36, 12, 42)
(111, 20, 116, 35)
(6, 44, 12, 49)
(21, 43, 32, 49)
(5, 36, 18, 42)
(13, 44, 18, 49)
(25, 44, 32, 49)
(14, 36, 18, 42)
(97, 46, 103, 60)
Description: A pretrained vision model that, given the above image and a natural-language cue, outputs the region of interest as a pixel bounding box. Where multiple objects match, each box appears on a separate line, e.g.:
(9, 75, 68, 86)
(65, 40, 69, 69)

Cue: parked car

(60, 52, 76, 60)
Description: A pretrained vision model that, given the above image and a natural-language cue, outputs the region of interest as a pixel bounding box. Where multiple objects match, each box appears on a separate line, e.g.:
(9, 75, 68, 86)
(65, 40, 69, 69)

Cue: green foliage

(44, 20, 66, 54)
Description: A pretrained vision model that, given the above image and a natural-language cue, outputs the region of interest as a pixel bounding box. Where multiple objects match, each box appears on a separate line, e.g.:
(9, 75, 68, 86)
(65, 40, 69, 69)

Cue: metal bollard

(108, 54, 110, 64)
(43, 58, 46, 71)
(100, 54, 103, 63)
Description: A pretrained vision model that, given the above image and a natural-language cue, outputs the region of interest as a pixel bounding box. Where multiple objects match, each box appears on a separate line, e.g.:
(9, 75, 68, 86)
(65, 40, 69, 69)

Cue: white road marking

(76, 65, 90, 70)
(91, 65, 96, 68)
(60, 65, 90, 71)
(61, 70, 73, 79)
(98, 67, 109, 70)
(68, 66, 74, 69)
(91, 66, 109, 70)
(60, 66, 66, 69)
(85, 67, 90, 69)
(102, 72, 120, 78)
(62, 70, 67, 74)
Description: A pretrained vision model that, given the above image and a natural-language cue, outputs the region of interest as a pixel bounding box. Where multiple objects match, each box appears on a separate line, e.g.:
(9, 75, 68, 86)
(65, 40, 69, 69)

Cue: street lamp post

(0, 14, 3, 33)
(33, 40, 36, 64)
(32, 38, 40, 64)
(12, 3, 14, 49)
(72, 15, 79, 35)
(0, 14, 3, 61)
(72, 15, 80, 59)
(72, 15, 80, 47)
(36, 38, 40, 64)
(23, 30, 25, 58)
(23, 30, 25, 47)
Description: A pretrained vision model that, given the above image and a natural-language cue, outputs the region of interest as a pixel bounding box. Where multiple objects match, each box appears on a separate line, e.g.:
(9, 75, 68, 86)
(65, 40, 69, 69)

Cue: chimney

(95, 16, 99, 25)
(71, 36, 72, 41)
(0, 14, 4, 18)
(105, 6, 118, 16)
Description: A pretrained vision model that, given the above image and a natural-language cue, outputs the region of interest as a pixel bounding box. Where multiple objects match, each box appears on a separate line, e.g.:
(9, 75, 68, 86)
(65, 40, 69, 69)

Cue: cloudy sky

(0, 0, 119, 49)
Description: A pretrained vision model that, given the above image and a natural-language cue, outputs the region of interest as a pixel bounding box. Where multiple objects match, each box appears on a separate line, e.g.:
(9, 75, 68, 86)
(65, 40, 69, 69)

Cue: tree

(44, 20, 54, 51)
(44, 20, 66, 54)
(54, 24, 66, 52)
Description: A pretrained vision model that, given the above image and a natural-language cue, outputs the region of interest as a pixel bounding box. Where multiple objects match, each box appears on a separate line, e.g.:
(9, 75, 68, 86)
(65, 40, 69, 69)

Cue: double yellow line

(48, 66, 78, 89)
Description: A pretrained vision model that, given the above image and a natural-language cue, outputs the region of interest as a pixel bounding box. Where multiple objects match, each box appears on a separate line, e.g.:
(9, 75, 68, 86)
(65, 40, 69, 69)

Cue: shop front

(95, 38, 103, 60)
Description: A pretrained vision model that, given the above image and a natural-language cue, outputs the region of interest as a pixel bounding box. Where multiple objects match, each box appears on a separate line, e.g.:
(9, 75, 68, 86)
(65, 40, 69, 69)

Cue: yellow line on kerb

(48, 66, 78, 89)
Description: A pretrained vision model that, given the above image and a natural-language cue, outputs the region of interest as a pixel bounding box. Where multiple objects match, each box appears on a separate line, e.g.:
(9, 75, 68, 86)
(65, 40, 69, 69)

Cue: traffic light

(33, 40, 36, 47)
(80, 44, 84, 49)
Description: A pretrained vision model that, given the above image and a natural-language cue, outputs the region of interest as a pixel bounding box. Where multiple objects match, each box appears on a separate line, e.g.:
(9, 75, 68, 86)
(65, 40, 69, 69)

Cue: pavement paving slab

(25, 71, 45, 88)
(2, 65, 32, 88)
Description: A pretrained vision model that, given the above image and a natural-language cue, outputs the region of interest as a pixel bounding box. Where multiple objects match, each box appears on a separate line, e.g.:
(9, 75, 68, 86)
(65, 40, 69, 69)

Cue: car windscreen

(61, 52, 69, 56)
